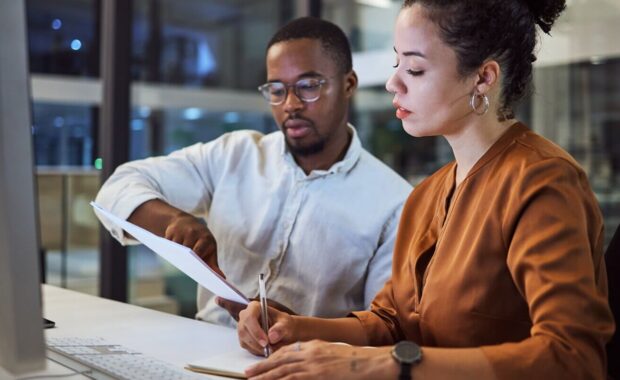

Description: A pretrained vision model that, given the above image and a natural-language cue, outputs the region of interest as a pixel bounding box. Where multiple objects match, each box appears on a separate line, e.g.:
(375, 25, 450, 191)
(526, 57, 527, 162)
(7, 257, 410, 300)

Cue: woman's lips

(395, 107, 412, 120)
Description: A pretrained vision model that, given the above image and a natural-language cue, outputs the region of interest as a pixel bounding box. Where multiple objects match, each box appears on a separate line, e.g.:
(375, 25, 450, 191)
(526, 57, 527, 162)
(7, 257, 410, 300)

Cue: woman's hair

(402, 0, 566, 120)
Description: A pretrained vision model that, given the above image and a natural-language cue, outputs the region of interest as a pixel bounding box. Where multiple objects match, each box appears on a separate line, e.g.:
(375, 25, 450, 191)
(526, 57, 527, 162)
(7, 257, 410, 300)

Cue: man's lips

(284, 119, 313, 139)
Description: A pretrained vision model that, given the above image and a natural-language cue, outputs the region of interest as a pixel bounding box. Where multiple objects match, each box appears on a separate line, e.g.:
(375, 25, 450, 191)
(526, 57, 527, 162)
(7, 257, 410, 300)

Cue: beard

(285, 136, 326, 156)
(282, 116, 326, 157)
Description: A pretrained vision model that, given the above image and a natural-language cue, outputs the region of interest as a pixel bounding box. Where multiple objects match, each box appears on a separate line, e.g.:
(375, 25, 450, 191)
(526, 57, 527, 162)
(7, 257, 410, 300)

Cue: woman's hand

(238, 301, 297, 355)
(244, 340, 395, 380)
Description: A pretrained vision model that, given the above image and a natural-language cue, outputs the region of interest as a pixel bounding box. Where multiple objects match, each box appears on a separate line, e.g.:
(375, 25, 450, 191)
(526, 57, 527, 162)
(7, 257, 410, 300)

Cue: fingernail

(259, 339, 267, 347)
(268, 331, 279, 342)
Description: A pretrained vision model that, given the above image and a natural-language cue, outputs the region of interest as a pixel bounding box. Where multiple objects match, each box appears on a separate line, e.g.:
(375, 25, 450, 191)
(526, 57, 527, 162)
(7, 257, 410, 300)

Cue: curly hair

(402, 0, 566, 120)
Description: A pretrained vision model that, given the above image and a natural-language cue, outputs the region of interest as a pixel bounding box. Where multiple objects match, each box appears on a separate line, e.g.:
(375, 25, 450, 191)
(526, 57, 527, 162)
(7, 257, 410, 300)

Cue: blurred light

(53, 117, 64, 128)
(70, 39, 82, 51)
(223, 112, 240, 124)
(94, 158, 103, 170)
(183, 108, 202, 120)
(590, 56, 605, 65)
(138, 106, 151, 118)
(51, 19, 62, 30)
(197, 42, 216, 75)
(131, 120, 145, 131)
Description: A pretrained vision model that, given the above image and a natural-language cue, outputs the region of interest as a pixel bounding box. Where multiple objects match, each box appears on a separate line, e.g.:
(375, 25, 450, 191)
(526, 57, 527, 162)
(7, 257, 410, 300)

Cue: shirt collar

(280, 123, 362, 179)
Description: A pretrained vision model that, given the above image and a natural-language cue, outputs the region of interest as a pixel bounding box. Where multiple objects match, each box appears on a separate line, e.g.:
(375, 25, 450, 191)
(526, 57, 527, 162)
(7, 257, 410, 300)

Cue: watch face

(394, 341, 422, 364)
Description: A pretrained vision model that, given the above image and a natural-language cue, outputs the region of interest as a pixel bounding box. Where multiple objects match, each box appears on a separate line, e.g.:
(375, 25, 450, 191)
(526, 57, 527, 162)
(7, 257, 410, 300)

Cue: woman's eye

(406, 69, 424, 76)
(392, 62, 399, 68)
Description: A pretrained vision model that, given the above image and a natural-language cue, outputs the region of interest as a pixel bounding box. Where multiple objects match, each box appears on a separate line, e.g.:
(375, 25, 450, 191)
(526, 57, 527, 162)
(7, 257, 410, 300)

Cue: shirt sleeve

(94, 140, 222, 245)
(362, 202, 404, 308)
(352, 278, 407, 346)
(480, 158, 614, 380)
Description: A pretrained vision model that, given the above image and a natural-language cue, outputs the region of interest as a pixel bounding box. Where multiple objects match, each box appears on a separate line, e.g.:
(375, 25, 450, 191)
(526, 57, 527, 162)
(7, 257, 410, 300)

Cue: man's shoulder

(355, 150, 413, 194)
(207, 129, 282, 153)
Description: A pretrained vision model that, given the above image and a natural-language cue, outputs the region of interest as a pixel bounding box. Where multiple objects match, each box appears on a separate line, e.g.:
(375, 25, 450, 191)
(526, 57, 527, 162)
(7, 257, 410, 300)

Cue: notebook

(186, 349, 263, 379)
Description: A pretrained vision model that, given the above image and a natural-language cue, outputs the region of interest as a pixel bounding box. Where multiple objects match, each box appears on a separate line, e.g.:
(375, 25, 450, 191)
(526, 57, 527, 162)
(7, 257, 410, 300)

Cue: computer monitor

(0, 0, 46, 375)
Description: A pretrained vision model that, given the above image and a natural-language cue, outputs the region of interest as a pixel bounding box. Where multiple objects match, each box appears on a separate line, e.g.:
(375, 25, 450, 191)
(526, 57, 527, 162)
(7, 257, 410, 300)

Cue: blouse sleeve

(481, 157, 614, 380)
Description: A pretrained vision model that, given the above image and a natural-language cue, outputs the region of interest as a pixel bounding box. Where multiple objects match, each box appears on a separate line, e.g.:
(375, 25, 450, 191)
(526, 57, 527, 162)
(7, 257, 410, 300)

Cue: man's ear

(473, 60, 500, 95)
(344, 70, 358, 98)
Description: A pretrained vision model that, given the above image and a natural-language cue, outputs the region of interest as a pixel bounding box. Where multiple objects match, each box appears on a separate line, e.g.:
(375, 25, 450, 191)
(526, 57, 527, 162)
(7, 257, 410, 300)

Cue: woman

(237, 1, 615, 379)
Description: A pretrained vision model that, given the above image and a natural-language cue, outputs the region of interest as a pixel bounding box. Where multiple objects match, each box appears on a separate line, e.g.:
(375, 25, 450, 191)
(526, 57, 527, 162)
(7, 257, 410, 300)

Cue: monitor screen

(0, 0, 46, 375)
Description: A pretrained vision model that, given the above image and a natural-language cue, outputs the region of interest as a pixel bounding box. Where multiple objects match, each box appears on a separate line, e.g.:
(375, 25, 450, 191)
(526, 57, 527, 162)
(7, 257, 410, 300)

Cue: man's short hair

(267, 17, 353, 74)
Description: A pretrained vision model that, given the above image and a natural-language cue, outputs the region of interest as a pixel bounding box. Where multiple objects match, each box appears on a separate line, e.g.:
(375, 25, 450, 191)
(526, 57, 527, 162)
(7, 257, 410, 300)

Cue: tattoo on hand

(350, 351, 359, 372)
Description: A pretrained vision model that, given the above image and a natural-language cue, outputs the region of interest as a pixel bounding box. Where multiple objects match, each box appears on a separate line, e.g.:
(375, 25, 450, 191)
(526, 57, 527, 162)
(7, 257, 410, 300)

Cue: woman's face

(387, 4, 477, 137)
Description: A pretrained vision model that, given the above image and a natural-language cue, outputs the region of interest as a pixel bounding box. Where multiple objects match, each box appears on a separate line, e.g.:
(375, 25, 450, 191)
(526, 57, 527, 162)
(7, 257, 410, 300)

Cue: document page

(186, 349, 263, 379)
(91, 202, 248, 305)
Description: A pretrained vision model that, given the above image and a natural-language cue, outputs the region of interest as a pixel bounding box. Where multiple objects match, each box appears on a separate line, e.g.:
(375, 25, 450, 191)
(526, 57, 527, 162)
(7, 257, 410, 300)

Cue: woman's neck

(446, 117, 516, 186)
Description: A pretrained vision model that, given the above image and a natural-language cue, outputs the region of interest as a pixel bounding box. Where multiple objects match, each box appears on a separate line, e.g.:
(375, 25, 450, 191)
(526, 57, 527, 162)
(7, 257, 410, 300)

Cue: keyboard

(46, 337, 207, 380)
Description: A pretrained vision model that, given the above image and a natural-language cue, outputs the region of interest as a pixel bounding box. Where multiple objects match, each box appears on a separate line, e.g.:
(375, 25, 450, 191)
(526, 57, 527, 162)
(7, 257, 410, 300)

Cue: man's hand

(217, 297, 296, 322)
(237, 301, 297, 355)
(165, 212, 224, 278)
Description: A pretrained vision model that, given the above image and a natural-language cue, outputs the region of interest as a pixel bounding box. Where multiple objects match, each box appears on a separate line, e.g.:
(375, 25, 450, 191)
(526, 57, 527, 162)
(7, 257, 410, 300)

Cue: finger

(239, 302, 269, 348)
(193, 239, 225, 277)
(239, 330, 266, 356)
(266, 319, 289, 345)
(245, 351, 305, 378)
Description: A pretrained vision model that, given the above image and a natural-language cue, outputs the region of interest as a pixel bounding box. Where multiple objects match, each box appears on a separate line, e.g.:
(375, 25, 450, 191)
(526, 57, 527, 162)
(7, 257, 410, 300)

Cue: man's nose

(283, 88, 304, 113)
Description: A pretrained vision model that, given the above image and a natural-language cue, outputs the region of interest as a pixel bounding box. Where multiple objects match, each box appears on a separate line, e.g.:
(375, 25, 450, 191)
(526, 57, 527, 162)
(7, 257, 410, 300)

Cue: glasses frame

(257, 78, 328, 106)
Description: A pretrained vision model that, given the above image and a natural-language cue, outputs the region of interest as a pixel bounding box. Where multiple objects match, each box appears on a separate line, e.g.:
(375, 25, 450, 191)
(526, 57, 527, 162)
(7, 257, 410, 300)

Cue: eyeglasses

(257, 78, 327, 105)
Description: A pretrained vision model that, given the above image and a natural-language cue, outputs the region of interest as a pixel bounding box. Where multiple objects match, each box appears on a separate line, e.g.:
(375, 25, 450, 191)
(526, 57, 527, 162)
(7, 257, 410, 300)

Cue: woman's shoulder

(502, 126, 586, 179)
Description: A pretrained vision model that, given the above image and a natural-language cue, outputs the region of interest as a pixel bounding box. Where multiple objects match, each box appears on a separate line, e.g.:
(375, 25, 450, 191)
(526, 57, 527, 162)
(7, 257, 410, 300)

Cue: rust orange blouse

(352, 123, 614, 379)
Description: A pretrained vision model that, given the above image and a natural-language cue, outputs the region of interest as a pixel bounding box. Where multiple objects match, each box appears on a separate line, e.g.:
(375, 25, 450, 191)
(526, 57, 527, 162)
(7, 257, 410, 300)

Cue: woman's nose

(385, 72, 404, 95)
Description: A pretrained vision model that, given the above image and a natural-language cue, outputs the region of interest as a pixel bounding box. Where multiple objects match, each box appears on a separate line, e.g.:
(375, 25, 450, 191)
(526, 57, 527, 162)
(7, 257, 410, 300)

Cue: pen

(258, 273, 271, 358)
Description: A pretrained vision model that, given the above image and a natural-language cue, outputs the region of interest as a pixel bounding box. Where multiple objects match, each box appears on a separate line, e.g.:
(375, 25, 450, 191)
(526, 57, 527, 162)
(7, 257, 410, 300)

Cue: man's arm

(363, 206, 402, 307)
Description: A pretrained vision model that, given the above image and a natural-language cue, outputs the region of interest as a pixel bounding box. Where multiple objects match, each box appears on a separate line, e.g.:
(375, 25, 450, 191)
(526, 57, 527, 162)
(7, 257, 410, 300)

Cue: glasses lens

(296, 79, 323, 102)
(259, 83, 286, 104)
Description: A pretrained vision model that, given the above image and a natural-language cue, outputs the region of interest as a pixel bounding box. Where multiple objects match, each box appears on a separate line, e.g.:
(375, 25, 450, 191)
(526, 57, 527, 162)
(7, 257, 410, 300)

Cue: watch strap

(399, 362, 412, 380)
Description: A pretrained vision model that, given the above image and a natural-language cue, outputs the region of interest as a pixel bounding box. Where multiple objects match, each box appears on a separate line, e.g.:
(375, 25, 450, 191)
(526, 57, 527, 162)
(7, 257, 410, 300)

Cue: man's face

(265, 38, 356, 157)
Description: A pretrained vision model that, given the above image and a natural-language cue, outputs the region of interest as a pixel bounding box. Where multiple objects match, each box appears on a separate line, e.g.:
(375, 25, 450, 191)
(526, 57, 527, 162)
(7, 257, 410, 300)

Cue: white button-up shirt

(95, 125, 412, 327)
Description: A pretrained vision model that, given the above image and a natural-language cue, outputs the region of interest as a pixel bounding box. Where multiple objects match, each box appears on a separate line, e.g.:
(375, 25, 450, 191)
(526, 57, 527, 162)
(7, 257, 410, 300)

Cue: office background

(28, 0, 620, 317)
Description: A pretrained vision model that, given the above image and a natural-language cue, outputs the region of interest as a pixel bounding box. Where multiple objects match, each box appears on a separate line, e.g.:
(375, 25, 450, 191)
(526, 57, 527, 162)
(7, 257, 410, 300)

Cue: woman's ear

(474, 60, 500, 95)
(344, 70, 359, 98)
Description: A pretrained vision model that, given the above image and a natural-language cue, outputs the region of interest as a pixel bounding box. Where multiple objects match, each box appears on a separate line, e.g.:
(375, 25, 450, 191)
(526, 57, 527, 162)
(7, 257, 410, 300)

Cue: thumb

(267, 320, 288, 344)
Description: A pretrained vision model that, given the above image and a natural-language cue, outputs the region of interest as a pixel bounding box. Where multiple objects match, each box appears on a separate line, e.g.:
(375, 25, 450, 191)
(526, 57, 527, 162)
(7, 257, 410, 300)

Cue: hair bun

(523, 0, 567, 33)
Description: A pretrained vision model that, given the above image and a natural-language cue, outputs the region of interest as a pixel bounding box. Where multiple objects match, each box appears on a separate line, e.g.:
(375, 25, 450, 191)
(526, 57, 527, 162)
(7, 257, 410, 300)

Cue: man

(95, 17, 412, 327)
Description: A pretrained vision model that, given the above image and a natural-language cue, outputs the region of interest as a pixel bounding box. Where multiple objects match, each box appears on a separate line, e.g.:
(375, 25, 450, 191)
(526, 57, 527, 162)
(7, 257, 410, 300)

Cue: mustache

(283, 115, 314, 128)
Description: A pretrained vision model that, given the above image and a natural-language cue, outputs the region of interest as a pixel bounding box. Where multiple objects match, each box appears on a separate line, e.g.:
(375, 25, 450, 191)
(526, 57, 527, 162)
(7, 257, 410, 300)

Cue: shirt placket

(264, 174, 307, 290)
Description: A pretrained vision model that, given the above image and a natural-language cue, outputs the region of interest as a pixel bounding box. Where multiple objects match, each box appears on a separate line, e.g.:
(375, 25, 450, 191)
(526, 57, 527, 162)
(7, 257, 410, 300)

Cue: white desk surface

(1, 285, 244, 379)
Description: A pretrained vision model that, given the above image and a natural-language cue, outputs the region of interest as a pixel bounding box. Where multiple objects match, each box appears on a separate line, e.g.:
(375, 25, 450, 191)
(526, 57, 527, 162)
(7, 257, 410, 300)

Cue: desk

(1, 285, 242, 379)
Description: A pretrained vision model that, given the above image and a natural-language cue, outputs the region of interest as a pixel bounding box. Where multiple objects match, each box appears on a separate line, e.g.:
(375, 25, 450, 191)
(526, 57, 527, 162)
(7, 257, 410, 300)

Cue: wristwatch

(391, 341, 422, 380)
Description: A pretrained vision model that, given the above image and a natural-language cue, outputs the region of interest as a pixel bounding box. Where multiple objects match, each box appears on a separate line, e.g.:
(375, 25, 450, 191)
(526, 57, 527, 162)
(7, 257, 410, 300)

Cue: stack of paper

(90, 202, 249, 305)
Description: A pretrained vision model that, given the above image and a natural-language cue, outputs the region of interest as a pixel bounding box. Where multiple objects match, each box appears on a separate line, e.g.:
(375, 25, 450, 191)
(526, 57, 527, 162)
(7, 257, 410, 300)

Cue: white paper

(187, 349, 262, 378)
(91, 202, 248, 305)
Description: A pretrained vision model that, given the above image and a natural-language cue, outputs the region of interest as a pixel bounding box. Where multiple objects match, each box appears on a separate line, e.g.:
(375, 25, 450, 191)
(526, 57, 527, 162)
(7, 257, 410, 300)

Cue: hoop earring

(470, 92, 489, 116)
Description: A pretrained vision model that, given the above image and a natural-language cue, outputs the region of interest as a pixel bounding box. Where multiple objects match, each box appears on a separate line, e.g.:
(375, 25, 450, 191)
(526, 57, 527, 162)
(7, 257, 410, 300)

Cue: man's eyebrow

(393, 46, 426, 59)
